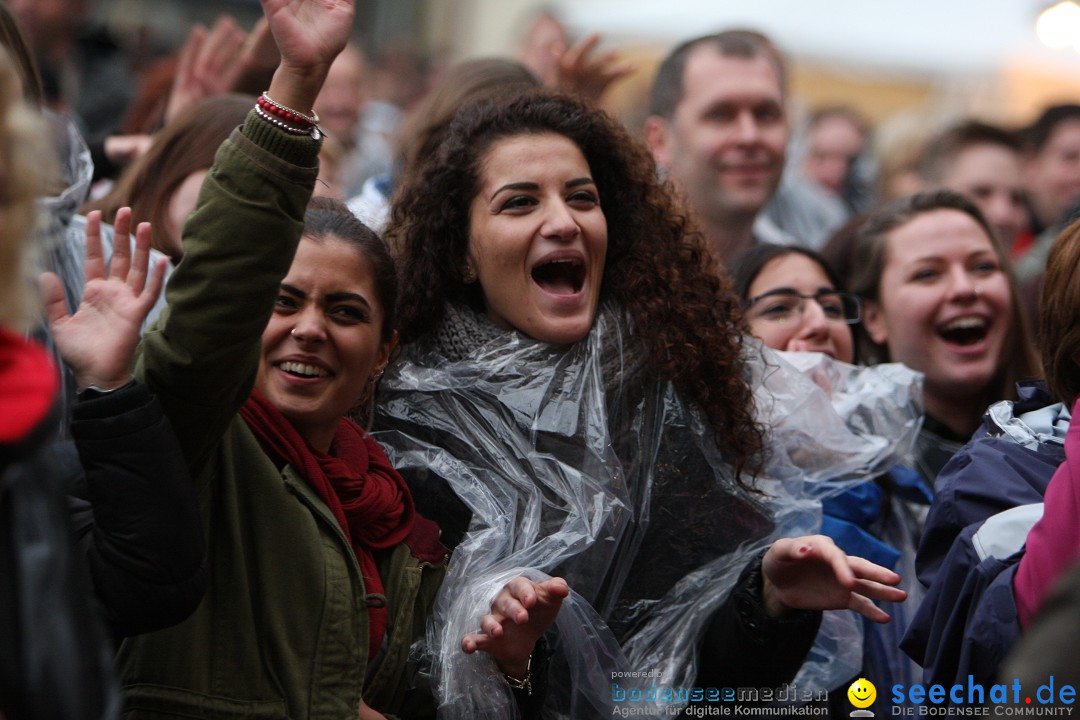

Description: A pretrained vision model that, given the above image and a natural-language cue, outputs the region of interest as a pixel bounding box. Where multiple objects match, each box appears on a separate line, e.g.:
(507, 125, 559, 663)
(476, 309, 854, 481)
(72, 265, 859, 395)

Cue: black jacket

(64, 381, 207, 639)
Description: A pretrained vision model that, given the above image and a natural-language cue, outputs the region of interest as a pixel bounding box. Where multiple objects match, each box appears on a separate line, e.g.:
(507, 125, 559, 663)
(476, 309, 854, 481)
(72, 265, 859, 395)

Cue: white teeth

(942, 317, 987, 332)
(279, 361, 329, 377)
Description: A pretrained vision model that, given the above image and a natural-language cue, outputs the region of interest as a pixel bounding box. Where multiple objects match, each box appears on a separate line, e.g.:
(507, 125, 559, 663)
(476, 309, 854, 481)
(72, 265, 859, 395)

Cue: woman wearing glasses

(732, 244, 927, 717)
(732, 245, 862, 365)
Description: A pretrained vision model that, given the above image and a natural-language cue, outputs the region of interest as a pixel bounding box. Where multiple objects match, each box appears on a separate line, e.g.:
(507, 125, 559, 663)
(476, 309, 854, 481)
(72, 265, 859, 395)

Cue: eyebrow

(489, 177, 596, 201)
(754, 286, 837, 298)
(280, 283, 372, 310)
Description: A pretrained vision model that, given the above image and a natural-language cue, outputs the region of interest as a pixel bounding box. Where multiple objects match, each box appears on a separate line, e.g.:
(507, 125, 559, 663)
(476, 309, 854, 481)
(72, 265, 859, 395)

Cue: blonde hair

(0, 45, 52, 330)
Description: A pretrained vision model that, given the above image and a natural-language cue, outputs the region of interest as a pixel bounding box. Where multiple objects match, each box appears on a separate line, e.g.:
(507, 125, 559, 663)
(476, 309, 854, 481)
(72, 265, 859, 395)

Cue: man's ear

(644, 115, 673, 170)
(861, 299, 889, 346)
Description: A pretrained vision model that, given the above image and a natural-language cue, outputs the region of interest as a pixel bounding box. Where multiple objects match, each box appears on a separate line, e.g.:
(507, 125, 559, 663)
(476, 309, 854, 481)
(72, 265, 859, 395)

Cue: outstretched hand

(461, 576, 569, 679)
(762, 535, 907, 624)
(261, 0, 356, 120)
(261, 0, 354, 74)
(165, 16, 278, 125)
(552, 33, 634, 105)
(39, 208, 166, 391)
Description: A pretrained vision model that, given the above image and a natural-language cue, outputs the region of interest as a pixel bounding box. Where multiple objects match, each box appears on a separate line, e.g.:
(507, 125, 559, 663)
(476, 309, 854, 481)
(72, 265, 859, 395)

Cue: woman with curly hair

(377, 92, 907, 716)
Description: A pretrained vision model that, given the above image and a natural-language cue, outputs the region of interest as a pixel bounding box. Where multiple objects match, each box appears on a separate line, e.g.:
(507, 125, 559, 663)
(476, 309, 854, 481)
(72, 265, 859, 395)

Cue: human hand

(40, 208, 167, 391)
(103, 134, 154, 169)
(165, 16, 280, 125)
(461, 576, 569, 679)
(357, 699, 387, 719)
(551, 33, 634, 105)
(761, 535, 906, 623)
(165, 17, 246, 124)
(261, 0, 356, 116)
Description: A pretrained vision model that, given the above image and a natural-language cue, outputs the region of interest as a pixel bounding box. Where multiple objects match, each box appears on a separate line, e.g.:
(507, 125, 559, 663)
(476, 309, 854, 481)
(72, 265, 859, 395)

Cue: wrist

(267, 65, 329, 118)
(76, 374, 134, 394)
(77, 377, 136, 402)
(500, 654, 533, 696)
(761, 574, 792, 619)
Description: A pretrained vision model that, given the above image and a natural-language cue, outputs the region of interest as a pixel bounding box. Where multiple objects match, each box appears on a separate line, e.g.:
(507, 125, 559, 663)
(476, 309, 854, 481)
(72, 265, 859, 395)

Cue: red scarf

(239, 390, 415, 660)
(0, 326, 57, 445)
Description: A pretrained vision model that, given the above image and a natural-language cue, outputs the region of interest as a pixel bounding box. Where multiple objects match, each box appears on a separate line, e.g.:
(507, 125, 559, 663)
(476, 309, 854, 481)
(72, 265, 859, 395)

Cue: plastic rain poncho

(374, 305, 922, 718)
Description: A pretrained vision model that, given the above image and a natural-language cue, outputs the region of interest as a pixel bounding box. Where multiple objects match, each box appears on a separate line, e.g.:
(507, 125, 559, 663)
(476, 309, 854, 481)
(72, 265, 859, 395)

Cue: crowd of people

(2, 0, 1079, 718)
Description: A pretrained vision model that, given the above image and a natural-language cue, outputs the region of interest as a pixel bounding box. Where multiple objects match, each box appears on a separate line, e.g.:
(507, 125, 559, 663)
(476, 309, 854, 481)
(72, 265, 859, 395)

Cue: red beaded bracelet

(254, 93, 324, 141)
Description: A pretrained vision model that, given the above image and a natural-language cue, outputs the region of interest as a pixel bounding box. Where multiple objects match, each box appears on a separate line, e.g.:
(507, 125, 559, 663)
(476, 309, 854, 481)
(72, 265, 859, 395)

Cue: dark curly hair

(388, 91, 765, 483)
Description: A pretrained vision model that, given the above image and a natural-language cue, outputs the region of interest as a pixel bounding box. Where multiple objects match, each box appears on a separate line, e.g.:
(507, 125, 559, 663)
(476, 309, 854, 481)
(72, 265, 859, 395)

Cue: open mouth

(278, 361, 330, 378)
(531, 258, 586, 296)
(937, 317, 989, 347)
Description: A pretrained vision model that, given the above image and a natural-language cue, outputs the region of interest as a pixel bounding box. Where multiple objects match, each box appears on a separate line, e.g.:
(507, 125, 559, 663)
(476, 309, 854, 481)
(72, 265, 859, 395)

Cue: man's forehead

(678, 48, 785, 107)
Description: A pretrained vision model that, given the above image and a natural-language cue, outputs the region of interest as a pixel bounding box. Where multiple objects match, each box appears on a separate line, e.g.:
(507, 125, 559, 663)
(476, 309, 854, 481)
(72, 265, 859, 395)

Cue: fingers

(560, 32, 600, 72)
(847, 555, 902, 586)
(848, 592, 892, 624)
(39, 272, 69, 329)
(491, 580, 532, 625)
(461, 632, 487, 654)
(127, 221, 153, 294)
(175, 24, 206, 91)
(110, 207, 133, 280)
(142, 258, 168, 310)
(540, 576, 570, 601)
(84, 210, 106, 282)
(852, 576, 907, 603)
(201, 16, 246, 86)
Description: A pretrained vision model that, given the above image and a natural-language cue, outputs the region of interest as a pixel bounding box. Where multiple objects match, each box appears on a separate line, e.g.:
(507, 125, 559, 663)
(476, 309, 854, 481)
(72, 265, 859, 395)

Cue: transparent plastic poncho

(374, 307, 922, 718)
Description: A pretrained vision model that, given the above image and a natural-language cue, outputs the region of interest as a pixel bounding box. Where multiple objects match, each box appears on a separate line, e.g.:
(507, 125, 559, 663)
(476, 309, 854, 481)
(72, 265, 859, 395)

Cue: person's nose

(541, 200, 581, 242)
(733, 111, 762, 145)
(945, 264, 979, 302)
(290, 305, 327, 345)
(798, 297, 832, 338)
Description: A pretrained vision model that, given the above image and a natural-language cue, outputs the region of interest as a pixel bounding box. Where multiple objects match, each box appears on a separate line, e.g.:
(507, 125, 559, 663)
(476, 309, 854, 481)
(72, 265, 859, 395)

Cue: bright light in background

(1036, 1, 1080, 50)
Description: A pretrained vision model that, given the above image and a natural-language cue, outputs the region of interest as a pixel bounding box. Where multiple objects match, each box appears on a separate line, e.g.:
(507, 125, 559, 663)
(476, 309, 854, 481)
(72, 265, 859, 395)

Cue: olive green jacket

(120, 114, 445, 720)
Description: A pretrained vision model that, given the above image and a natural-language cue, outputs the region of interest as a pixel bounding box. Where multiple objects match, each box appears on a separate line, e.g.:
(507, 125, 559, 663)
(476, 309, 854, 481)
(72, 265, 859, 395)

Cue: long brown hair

(81, 93, 253, 262)
(388, 92, 765, 483)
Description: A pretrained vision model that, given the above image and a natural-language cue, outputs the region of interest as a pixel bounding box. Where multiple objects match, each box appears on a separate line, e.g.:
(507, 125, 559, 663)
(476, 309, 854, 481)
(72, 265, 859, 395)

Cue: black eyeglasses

(745, 290, 862, 325)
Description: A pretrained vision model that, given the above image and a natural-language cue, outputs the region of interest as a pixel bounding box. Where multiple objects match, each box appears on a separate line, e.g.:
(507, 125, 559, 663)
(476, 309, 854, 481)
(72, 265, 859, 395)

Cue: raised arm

(135, 0, 354, 473)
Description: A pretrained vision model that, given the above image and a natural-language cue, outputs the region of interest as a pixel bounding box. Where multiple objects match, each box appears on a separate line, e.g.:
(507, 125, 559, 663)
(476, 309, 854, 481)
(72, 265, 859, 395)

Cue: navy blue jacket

(901, 383, 1066, 690)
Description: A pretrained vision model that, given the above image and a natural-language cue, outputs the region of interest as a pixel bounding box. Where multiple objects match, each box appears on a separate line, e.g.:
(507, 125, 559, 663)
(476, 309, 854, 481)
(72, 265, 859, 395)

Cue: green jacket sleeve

(135, 111, 321, 476)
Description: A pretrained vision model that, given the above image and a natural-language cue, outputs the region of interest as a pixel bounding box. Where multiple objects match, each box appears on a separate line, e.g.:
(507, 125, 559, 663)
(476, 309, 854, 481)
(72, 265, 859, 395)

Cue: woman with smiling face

(380, 93, 906, 714)
(849, 190, 1040, 488)
(732, 244, 860, 364)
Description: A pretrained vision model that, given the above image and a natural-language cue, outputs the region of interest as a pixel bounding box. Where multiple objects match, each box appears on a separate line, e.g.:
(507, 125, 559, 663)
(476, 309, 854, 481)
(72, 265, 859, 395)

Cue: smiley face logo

(847, 678, 876, 709)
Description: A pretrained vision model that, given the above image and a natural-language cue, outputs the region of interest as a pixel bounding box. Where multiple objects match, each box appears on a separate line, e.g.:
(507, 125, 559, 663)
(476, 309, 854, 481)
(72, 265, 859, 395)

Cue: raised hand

(165, 16, 279, 125)
(553, 33, 634, 105)
(39, 209, 167, 391)
(761, 535, 907, 623)
(461, 576, 569, 679)
(261, 0, 356, 118)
